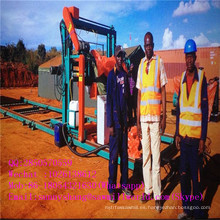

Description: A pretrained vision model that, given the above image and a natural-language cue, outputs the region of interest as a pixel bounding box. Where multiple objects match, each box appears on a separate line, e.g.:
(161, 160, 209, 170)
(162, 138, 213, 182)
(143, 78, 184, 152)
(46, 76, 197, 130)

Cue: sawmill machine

(58, 6, 115, 142)
(50, 6, 174, 169)
(0, 5, 176, 174)
(50, 6, 119, 161)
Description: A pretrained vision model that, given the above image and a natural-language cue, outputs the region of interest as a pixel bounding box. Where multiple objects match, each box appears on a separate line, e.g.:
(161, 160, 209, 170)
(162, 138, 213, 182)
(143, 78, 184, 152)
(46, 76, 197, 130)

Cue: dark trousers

(108, 128, 128, 194)
(128, 93, 137, 124)
(180, 141, 204, 218)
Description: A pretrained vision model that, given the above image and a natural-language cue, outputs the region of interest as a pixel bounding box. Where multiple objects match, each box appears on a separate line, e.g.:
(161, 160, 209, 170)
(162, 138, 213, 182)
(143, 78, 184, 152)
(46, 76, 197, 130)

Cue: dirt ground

(1, 87, 220, 219)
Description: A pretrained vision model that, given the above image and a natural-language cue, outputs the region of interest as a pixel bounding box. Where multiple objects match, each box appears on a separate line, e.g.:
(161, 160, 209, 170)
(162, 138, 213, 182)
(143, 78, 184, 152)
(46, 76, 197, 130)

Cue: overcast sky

(1, 0, 220, 51)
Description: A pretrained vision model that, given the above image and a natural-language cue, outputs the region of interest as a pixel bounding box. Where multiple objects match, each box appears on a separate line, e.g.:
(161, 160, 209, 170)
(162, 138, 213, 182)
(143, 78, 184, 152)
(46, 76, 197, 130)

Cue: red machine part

(91, 50, 128, 77)
(128, 126, 141, 159)
(78, 55, 85, 142)
(63, 6, 80, 52)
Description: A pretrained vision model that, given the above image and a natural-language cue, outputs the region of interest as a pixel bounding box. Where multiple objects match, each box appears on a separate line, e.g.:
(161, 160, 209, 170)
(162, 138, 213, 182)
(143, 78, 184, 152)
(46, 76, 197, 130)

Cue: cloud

(183, 18, 188, 23)
(212, 0, 220, 8)
(193, 33, 210, 46)
(1, 1, 154, 49)
(162, 29, 220, 49)
(123, 43, 128, 48)
(76, 1, 155, 25)
(193, 32, 220, 47)
(174, 35, 186, 48)
(193, 33, 220, 47)
(132, 0, 156, 11)
(173, 0, 210, 17)
(1, 1, 62, 48)
(210, 42, 220, 46)
(162, 28, 186, 49)
(162, 28, 173, 49)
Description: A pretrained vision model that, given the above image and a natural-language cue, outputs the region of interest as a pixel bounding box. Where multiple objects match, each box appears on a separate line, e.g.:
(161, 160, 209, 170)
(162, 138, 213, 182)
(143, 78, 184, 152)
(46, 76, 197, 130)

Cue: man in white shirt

(136, 32, 167, 213)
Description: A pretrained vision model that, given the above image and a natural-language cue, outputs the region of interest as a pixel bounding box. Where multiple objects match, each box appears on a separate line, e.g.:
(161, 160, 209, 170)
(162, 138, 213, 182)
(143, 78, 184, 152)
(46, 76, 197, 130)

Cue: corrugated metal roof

(124, 45, 142, 57)
(156, 46, 220, 81)
(39, 46, 144, 69)
(164, 62, 199, 78)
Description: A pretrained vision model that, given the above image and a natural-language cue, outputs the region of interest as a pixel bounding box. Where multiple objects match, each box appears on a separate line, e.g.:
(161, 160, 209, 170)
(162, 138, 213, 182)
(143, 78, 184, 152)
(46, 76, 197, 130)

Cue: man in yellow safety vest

(136, 32, 167, 213)
(175, 39, 208, 219)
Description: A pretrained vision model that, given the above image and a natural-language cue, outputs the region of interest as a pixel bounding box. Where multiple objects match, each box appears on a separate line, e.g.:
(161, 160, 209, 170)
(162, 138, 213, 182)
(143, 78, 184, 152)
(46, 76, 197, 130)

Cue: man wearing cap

(136, 32, 167, 213)
(175, 39, 208, 219)
(106, 45, 132, 203)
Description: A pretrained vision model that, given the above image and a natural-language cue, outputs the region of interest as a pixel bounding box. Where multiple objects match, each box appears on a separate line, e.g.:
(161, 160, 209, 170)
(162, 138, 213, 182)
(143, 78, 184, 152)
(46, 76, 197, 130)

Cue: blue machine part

(173, 92, 178, 107)
(54, 123, 66, 147)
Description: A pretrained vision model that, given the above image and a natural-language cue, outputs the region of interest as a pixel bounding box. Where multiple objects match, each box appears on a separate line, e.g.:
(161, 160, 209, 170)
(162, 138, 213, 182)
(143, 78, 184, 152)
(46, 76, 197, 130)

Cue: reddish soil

(0, 62, 38, 87)
(1, 87, 220, 219)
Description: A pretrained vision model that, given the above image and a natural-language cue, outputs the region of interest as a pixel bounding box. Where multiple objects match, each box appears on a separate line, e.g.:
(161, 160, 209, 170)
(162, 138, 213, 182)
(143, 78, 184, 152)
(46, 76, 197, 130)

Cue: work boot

(178, 212, 191, 219)
(109, 193, 116, 203)
(155, 200, 162, 213)
(140, 192, 153, 203)
(122, 188, 132, 197)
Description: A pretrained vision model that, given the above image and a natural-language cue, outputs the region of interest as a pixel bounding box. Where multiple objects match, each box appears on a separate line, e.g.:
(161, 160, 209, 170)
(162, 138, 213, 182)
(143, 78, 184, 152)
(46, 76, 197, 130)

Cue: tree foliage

(26, 49, 40, 75)
(0, 40, 60, 75)
(16, 39, 26, 63)
(37, 44, 46, 61)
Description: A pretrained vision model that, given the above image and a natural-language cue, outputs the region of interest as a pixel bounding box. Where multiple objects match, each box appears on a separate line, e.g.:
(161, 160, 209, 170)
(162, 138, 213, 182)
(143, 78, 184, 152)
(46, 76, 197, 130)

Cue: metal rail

(1, 97, 174, 144)
(21, 97, 62, 113)
(0, 106, 54, 135)
(1, 97, 175, 172)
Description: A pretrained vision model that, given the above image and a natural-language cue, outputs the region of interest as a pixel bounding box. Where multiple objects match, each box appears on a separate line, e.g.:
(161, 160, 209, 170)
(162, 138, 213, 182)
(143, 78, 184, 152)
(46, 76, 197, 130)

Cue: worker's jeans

(108, 128, 128, 194)
(141, 122, 161, 200)
(180, 141, 204, 218)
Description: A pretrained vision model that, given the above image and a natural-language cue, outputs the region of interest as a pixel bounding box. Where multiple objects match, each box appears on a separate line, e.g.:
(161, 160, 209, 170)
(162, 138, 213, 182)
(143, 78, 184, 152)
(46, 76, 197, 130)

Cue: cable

(54, 74, 62, 101)
(69, 78, 73, 101)
(61, 123, 109, 157)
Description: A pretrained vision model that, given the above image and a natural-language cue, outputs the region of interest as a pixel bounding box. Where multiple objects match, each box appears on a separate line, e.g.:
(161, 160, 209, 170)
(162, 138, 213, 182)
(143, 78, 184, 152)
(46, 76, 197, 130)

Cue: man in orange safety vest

(175, 39, 208, 219)
(136, 32, 167, 213)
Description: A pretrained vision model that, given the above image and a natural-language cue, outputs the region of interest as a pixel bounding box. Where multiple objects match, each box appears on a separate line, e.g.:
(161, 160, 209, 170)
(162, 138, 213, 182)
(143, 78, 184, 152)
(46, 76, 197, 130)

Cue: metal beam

(0, 106, 54, 135)
(21, 97, 62, 113)
(161, 134, 174, 144)
(0, 104, 174, 171)
(73, 17, 116, 36)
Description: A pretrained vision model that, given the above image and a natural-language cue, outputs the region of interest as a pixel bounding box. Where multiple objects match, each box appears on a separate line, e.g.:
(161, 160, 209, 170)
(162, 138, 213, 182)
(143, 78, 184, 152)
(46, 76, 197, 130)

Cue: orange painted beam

(78, 54, 85, 142)
(63, 7, 80, 52)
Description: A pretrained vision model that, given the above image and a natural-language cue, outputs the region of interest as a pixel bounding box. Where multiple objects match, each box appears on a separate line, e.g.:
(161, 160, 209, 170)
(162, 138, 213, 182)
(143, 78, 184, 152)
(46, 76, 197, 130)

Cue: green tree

(26, 49, 41, 75)
(7, 43, 17, 62)
(45, 46, 61, 61)
(0, 46, 9, 61)
(37, 44, 46, 61)
(50, 47, 57, 53)
(16, 39, 26, 63)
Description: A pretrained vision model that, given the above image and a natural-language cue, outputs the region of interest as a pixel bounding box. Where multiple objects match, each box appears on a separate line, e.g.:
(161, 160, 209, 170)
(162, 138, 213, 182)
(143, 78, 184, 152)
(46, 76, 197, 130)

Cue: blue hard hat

(184, 39, 197, 53)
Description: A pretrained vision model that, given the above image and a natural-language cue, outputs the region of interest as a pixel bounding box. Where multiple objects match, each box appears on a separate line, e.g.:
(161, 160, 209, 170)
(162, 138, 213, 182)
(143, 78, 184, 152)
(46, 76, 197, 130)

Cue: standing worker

(106, 45, 132, 203)
(136, 32, 167, 213)
(175, 39, 208, 219)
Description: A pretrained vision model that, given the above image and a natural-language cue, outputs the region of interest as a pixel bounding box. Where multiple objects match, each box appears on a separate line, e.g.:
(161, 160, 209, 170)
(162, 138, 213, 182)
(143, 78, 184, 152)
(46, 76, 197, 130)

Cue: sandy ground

(1, 87, 220, 219)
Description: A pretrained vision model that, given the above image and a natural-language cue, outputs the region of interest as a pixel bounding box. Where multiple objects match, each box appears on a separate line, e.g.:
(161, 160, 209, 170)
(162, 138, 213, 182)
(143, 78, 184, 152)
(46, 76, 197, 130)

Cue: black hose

(61, 123, 109, 157)
(203, 151, 220, 166)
